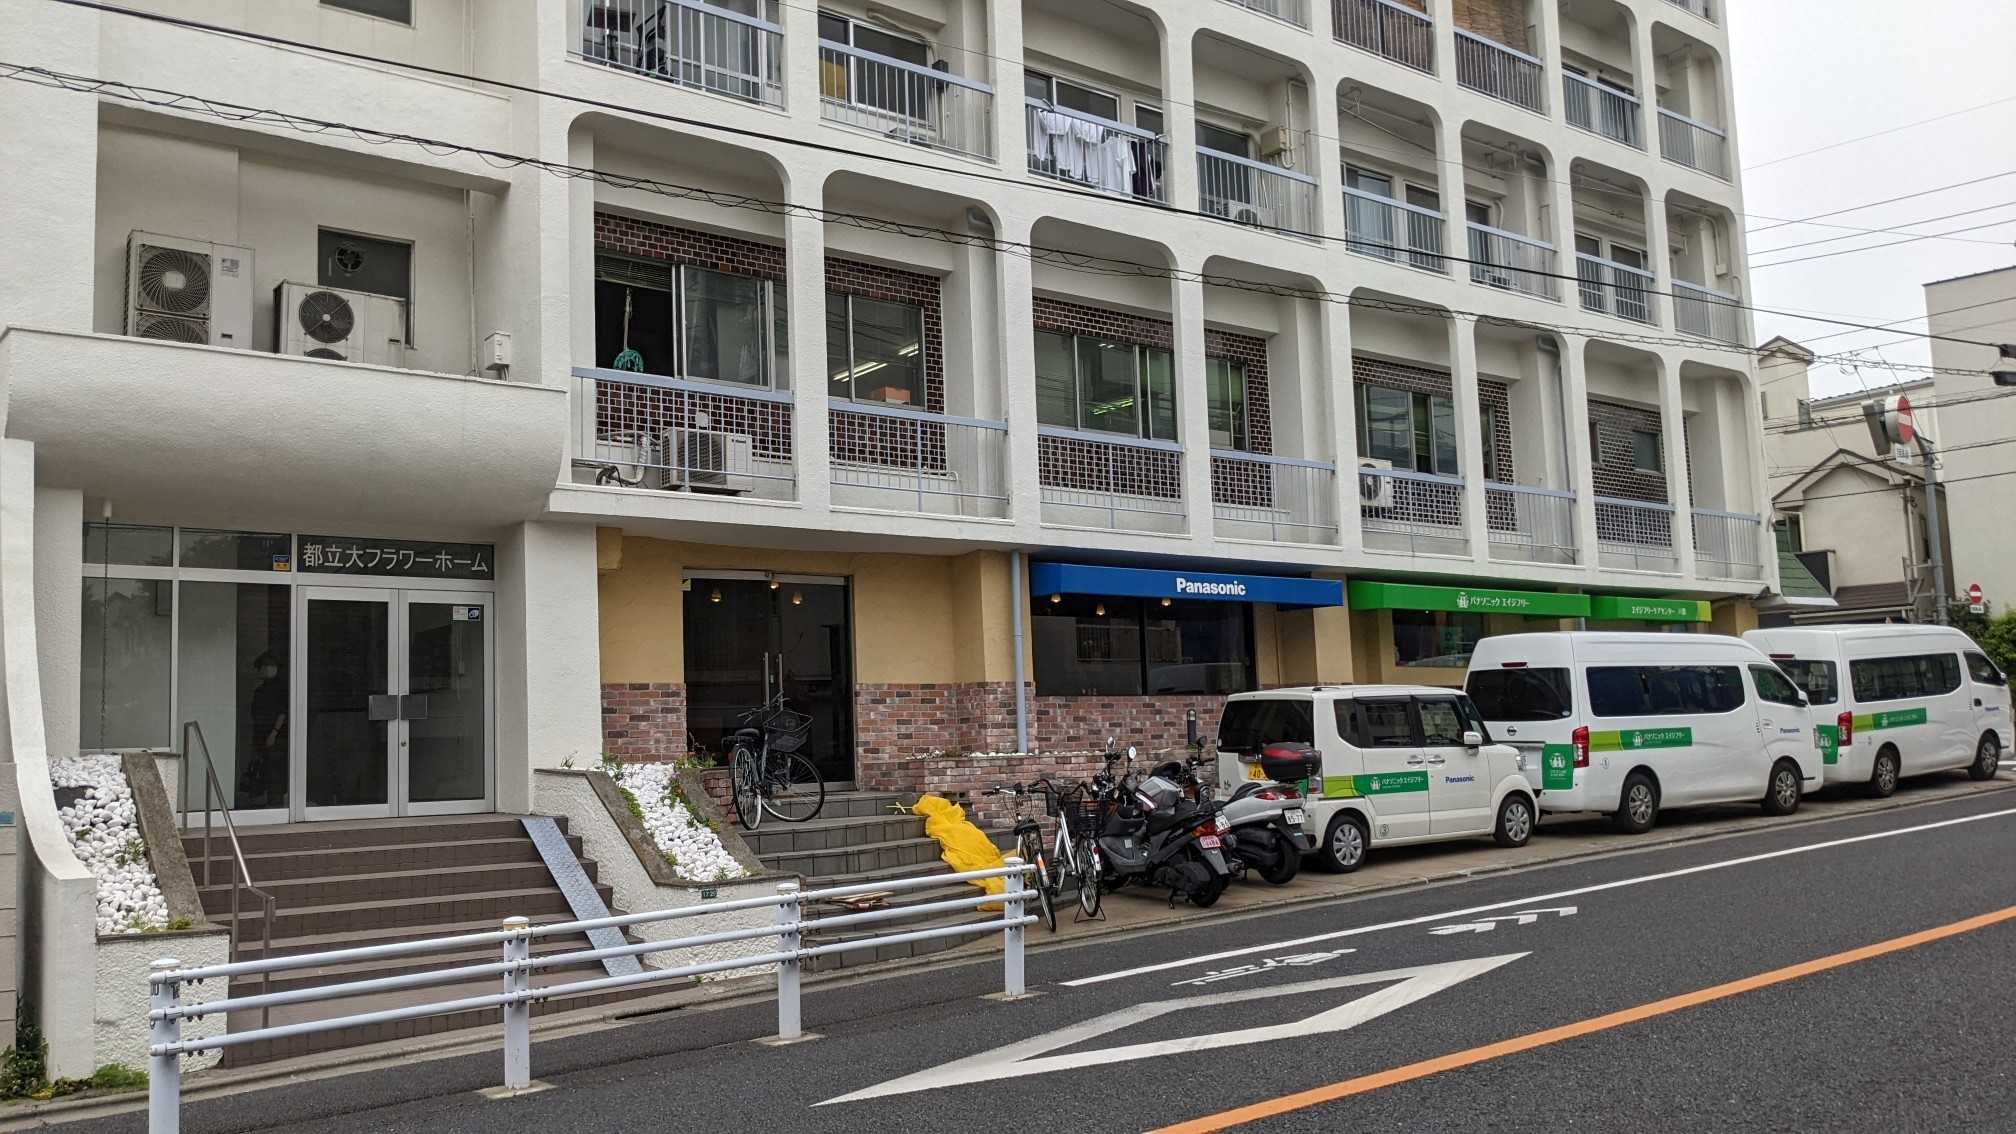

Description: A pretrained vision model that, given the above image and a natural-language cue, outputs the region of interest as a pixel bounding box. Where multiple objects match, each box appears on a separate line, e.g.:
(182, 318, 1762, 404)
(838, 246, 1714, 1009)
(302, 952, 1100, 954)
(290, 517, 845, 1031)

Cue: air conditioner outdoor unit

(1233, 205, 1276, 229)
(274, 281, 407, 366)
(571, 431, 656, 486)
(1358, 457, 1395, 508)
(125, 231, 255, 349)
(658, 428, 755, 494)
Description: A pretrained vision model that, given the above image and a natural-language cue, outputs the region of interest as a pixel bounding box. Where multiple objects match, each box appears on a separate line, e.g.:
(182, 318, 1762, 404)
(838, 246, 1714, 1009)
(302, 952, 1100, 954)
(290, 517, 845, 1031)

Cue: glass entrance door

(295, 587, 492, 820)
(684, 575, 854, 783)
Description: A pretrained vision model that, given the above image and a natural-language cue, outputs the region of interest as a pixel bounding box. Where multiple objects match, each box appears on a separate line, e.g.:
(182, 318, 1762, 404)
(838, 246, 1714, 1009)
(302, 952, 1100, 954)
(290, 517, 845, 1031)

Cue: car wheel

(1611, 773, 1658, 834)
(1320, 813, 1369, 874)
(1868, 747, 1900, 798)
(1493, 794, 1535, 848)
(1762, 760, 1802, 816)
(1969, 734, 2001, 782)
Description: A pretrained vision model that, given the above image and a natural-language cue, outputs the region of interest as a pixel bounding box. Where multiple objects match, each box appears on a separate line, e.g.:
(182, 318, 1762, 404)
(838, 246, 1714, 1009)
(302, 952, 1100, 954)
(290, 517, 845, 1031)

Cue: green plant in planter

(113, 838, 147, 869)
(600, 753, 629, 783)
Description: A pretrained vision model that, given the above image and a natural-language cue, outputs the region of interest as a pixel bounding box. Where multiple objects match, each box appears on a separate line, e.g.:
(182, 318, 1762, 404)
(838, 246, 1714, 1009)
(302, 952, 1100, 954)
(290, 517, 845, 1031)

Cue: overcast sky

(1728, 0, 2016, 399)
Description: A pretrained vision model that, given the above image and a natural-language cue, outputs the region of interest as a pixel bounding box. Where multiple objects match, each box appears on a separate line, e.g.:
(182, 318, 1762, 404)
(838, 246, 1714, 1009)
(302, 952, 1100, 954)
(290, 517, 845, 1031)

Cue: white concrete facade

(1925, 266, 2016, 613)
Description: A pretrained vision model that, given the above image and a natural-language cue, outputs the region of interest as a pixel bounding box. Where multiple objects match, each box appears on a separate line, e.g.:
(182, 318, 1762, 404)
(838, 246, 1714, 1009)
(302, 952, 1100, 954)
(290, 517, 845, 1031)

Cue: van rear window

(1466, 668, 1573, 721)
(1777, 659, 1839, 706)
(1217, 699, 1315, 753)
(1587, 665, 1745, 717)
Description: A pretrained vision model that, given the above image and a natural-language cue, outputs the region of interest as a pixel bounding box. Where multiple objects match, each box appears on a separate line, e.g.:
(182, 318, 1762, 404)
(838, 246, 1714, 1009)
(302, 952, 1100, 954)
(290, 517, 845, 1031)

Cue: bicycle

(728, 693, 826, 829)
(985, 779, 1103, 929)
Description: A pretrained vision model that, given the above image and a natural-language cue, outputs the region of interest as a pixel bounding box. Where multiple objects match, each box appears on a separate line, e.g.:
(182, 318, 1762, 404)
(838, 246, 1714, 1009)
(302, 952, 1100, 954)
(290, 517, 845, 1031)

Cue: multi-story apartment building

(0, 0, 1773, 1068)
(1926, 265, 2016, 613)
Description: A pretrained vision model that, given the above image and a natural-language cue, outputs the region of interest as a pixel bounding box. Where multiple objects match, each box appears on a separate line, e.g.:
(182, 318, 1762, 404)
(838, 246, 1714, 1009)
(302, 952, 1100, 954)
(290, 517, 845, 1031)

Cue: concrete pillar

(1629, 10, 1660, 167)
(1277, 602, 1356, 685)
(1323, 296, 1365, 557)
(1644, 189, 1674, 331)
(1429, 0, 1458, 93)
(494, 521, 603, 815)
(1657, 356, 1698, 577)
(1557, 337, 1601, 572)
(1160, 20, 1199, 214)
(988, 0, 1029, 177)
(0, 0, 98, 333)
(994, 213, 1042, 534)
(780, 0, 824, 121)
(1171, 268, 1214, 541)
(1448, 317, 1490, 561)
(783, 172, 832, 512)
(1435, 112, 1467, 262)
(1310, 68, 1348, 242)
(32, 489, 81, 765)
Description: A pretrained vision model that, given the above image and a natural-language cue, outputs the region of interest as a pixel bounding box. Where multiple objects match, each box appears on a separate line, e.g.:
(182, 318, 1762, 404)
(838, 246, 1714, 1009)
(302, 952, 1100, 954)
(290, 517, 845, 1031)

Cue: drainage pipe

(1010, 550, 1029, 753)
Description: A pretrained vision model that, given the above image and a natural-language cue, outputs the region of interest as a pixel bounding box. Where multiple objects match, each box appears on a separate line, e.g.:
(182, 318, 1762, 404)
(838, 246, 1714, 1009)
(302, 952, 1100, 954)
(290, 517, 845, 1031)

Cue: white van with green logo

(1216, 686, 1536, 873)
(1465, 632, 1824, 833)
(1743, 626, 2010, 795)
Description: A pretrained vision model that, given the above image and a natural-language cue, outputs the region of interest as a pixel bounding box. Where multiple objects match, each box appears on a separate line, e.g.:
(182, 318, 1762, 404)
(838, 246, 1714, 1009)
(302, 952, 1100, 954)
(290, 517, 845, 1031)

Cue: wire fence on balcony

(1332, 0, 1434, 73)
(1663, 0, 1716, 24)
(1692, 508, 1766, 581)
(1658, 108, 1731, 180)
(1199, 146, 1319, 237)
(1220, 0, 1310, 28)
(1576, 253, 1657, 325)
(1025, 100, 1168, 203)
(1595, 495, 1679, 573)
(1674, 281, 1744, 345)
(1211, 451, 1338, 545)
(1485, 483, 1578, 565)
(569, 367, 797, 501)
(1360, 466, 1468, 557)
(1344, 186, 1447, 273)
(817, 42, 994, 161)
(1453, 29, 1544, 113)
(577, 0, 784, 108)
(1562, 72, 1643, 149)
(829, 402, 1009, 519)
(1467, 224, 1559, 301)
(1038, 426, 1185, 533)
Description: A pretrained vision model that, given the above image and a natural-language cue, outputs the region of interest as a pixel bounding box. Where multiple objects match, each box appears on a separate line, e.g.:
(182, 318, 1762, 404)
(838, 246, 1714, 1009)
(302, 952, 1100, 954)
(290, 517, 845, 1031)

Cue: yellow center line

(1152, 904, 2016, 1134)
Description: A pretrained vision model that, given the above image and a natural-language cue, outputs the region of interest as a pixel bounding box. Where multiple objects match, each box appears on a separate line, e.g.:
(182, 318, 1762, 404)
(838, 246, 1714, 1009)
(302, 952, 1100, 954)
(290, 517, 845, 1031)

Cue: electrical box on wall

(482, 332, 512, 375)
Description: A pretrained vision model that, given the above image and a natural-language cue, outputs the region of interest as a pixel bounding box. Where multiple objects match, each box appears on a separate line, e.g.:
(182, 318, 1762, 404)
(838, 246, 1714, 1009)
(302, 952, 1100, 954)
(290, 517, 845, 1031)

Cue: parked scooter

(1153, 748, 1317, 886)
(1090, 747, 1236, 907)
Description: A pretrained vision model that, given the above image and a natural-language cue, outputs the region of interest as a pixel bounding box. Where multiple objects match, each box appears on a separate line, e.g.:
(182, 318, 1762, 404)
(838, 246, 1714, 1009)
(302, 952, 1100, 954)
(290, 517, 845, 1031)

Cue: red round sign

(1891, 395, 1916, 445)
(1969, 583, 1984, 603)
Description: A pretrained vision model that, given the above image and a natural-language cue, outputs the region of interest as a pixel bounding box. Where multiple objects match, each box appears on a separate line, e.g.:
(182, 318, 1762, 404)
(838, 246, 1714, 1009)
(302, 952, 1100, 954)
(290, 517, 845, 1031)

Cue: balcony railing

(1038, 426, 1185, 533)
(1595, 495, 1679, 573)
(1658, 108, 1731, 180)
(818, 42, 994, 161)
(578, 0, 785, 109)
(1453, 28, 1544, 113)
(830, 402, 1009, 518)
(1025, 100, 1167, 203)
(1344, 186, 1446, 273)
(1467, 224, 1559, 301)
(1212, 451, 1338, 545)
(1486, 483, 1578, 565)
(1576, 253, 1657, 325)
(1692, 508, 1766, 581)
(1562, 72, 1643, 149)
(1199, 147, 1319, 236)
(1360, 466, 1467, 557)
(1674, 280, 1744, 345)
(1663, 0, 1716, 24)
(1221, 0, 1310, 28)
(569, 367, 797, 501)
(1333, 0, 1434, 73)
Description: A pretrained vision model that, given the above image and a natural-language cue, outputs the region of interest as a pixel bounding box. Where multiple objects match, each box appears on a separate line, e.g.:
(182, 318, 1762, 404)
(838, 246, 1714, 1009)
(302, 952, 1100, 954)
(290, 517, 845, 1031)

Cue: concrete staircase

(184, 815, 661, 1066)
(740, 786, 994, 971)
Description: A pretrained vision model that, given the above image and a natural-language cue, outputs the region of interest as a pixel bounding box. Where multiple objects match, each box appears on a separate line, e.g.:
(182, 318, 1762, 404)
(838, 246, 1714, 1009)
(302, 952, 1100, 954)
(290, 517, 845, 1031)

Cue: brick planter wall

(601, 683, 686, 763)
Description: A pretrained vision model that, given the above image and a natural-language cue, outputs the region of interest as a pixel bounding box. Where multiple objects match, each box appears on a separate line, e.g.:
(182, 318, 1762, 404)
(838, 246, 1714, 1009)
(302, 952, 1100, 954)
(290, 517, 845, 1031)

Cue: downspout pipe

(1011, 550, 1029, 753)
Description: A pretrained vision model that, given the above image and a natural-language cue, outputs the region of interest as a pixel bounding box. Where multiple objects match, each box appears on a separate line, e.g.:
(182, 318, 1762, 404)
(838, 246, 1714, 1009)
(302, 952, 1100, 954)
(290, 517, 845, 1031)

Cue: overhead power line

(1742, 94, 2016, 172)
(1747, 200, 2016, 258)
(1745, 168, 2016, 236)
(1752, 215, 2016, 271)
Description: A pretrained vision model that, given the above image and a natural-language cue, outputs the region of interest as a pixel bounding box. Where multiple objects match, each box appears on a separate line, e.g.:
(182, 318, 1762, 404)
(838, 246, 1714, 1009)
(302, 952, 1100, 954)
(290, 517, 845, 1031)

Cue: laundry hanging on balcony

(1030, 108, 1141, 196)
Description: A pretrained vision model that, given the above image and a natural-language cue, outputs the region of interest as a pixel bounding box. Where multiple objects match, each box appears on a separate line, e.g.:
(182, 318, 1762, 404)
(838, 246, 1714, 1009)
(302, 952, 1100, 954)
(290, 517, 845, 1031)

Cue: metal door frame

(400, 590, 496, 816)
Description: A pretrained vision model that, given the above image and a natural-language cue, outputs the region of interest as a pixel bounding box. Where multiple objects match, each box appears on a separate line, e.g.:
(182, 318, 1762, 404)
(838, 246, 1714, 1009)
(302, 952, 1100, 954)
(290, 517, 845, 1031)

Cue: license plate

(1284, 808, 1305, 826)
(1246, 763, 1268, 781)
(1198, 835, 1222, 849)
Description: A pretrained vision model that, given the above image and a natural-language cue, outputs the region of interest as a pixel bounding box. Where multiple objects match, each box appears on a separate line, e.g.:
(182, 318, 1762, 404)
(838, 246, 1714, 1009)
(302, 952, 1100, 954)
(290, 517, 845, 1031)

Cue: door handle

(400, 694, 432, 721)
(1425, 756, 1447, 766)
(1976, 699, 1984, 707)
(367, 694, 401, 721)
(1406, 755, 1427, 766)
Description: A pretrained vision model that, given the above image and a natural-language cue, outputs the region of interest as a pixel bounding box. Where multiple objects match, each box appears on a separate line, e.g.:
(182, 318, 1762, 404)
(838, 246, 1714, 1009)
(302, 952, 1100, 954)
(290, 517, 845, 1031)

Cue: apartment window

(1356, 385, 1464, 477)
(1393, 610, 1486, 668)
(1205, 358, 1248, 450)
(1849, 654, 1963, 702)
(818, 13, 929, 113)
(1034, 330, 1176, 441)
(1630, 429, 1663, 472)
(1587, 665, 1746, 716)
(318, 229, 412, 342)
(1023, 70, 1119, 121)
(1774, 516, 1803, 554)
(826, 294, 924, 405)
(1196, 122, 1250, 158)
(594, 256, 781, 387)
(1033, 596, 1252, 695)
(1135, 105, 1165, 135)
(1797, 399, 1814, 428)
(322, 0, 411, 23)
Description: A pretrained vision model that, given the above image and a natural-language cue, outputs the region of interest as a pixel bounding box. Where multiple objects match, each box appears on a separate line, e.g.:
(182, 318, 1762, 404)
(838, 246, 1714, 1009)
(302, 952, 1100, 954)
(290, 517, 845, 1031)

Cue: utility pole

(1916, 432, 1948, 626)
(1864, 394, 1947, 625)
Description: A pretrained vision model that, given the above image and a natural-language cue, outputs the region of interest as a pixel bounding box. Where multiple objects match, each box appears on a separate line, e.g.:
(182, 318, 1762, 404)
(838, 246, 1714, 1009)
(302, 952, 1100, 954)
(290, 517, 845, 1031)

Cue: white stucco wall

(94, 930, 228, 1075)
(1926, 268, 2016, 610)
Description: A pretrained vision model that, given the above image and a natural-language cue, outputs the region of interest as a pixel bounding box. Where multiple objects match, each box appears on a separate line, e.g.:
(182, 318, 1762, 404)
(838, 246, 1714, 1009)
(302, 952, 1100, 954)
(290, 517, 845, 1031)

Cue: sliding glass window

(594, 255, 782, 387)
(827, 293, 925, 405)
(1034, 330, 1178, 441)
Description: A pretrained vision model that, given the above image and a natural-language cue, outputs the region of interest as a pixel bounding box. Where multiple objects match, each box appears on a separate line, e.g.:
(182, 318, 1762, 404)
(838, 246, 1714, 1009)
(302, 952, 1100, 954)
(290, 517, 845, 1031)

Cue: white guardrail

(144, 861, 1036, 1132)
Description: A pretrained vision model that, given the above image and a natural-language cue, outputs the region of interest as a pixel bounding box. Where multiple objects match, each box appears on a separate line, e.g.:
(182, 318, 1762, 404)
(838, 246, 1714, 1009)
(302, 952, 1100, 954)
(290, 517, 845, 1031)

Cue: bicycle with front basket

(984, 778, 1103, 930)
(728, 692, 826, 828)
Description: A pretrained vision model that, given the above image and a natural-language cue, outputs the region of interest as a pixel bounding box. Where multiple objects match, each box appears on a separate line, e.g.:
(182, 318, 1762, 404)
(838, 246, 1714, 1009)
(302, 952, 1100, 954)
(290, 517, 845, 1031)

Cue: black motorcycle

(1091, 763, 1236, 908)
(1151, 748, 1316, 887)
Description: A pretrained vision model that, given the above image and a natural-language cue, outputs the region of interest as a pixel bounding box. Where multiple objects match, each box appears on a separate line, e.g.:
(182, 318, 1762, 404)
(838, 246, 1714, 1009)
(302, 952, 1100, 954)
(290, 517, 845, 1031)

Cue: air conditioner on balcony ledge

(1358, 458, 1395, 508)
(659, 428, 756, 494)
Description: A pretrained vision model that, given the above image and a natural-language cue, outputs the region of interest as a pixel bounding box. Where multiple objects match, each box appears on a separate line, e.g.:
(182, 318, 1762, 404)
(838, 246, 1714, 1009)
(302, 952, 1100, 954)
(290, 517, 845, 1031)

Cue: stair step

(790, 791, 914, 821)
(237, 911, 598, 961)
(197, 836, 577, 883)
(199, 860, 599, 916)
(234, 887, 602, 942)
(741, 813, 926, 855)
(182, 815, 554, 858)
(797, 857, 954, 892)
(759, 836, 942, 879)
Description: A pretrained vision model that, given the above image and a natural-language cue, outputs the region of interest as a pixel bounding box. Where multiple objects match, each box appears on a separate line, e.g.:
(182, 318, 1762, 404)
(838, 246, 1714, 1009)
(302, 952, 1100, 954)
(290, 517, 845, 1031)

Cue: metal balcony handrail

(1465, 221, 1554, 252)
(1451, 25, 1545, 67)
(1197, 145, 1320, 186)
(1562, 70, 1641, 106)
(1217, 0, 1312, 28)
(178, 720, 276, 1029)
(1037, 423, 1183, 453)
(817, 39, 993, 94)
(658, 0, 782, 35)
(1365, 0, 1431, 19)
(571, 364, 795, 405)
(1364, 464, 1465, 489)
(1210, 448, 1337, 471)
(1656, 105, 1727, 136)
(1575, 251, 1654, 280)
(1342, 183, 1446, 221)
(1490, 480, 1578, 500)
(1022, 96, 1162, 142)
(1594, 493, 1675, 513)
(831, 399, 1007, 431)
(1692, 504, 1762, 521)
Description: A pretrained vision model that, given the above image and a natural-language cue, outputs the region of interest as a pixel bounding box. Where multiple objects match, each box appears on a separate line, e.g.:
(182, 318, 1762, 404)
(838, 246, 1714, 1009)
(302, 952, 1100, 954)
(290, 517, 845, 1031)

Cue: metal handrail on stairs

(178, 720, 276, 1027)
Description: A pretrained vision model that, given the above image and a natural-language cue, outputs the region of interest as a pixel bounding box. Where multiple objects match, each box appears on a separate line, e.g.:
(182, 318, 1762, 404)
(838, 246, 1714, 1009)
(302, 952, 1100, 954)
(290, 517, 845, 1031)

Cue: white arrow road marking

(1428, 907, 1579, 935)
(818, 953, 1527, 1106)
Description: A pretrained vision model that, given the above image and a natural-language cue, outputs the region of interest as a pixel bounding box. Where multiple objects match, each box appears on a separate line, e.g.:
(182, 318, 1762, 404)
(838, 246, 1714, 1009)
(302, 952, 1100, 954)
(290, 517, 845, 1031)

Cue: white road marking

(1061, 803, 2016, 987)
(1170, 948, 1357, 987)
(1428, 906, 1579, 935)
(819, 953, 1527, 1105)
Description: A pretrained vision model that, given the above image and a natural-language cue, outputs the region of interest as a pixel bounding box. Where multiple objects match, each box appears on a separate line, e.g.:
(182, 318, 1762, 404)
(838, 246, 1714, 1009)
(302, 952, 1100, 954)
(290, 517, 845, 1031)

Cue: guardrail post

(149, 958, 182, 1134)
(775, 882, 802, 1040)
(501, 916, 532, 1091)
(1001, 857, 1026, 998)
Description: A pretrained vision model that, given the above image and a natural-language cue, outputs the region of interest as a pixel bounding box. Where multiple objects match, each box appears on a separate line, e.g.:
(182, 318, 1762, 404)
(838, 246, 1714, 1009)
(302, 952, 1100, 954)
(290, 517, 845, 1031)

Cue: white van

(1216, 685, 1537, 873)
(1743, 625, 2011, 795)
(1464, 632, 1824, 833)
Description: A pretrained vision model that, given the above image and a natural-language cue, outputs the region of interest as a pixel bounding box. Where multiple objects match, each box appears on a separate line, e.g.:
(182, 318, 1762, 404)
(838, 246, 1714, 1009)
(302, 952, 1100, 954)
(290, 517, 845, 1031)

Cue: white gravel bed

(615, 762, 748, 883)
(53, 753, 171, 934)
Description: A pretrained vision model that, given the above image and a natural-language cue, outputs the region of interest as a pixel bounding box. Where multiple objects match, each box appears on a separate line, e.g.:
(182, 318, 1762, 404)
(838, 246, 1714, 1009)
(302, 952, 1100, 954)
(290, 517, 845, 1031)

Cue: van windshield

(1217, 699, 1315, 753)
(1777, 659, 1838, 706)
(1466, 668, 1573, 721)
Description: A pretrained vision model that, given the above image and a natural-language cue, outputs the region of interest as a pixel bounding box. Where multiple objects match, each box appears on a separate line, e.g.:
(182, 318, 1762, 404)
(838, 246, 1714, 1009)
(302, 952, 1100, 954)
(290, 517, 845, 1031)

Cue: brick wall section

(1588, 397, 1668, 503)
(1453, 0, 1531, 53)
(1033, 296, 1173, 351)
(601, 683, 686, 763)
(594, 213, 786, 282)
(1351, 355, 1515, 480)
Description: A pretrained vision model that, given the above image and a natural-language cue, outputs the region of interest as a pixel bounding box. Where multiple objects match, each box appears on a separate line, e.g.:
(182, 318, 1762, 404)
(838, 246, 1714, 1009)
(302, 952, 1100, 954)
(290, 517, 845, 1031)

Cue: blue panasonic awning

(1028, 562, 1343, 609)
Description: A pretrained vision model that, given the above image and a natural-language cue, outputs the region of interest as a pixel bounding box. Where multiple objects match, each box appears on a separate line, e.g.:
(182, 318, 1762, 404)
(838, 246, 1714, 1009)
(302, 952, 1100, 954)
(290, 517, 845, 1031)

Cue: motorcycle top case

(1258, 743, 1323, 786)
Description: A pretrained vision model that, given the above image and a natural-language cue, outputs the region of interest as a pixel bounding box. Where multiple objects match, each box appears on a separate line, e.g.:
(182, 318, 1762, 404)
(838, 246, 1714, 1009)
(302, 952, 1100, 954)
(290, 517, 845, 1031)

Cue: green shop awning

(1347, 581, 1590, 618)
(1588, 595, 1712, 623)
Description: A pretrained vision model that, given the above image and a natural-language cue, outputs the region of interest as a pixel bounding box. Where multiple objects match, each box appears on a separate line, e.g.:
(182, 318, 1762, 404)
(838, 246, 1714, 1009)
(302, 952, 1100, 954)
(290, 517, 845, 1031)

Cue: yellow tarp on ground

(912, 795, 1006, 911)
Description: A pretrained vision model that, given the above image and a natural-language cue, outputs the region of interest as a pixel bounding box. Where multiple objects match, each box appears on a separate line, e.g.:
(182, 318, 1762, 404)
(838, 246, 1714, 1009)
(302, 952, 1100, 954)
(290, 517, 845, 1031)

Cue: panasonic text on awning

(1028, 563, 1342, 608)
(1175, 577, 1247, 597)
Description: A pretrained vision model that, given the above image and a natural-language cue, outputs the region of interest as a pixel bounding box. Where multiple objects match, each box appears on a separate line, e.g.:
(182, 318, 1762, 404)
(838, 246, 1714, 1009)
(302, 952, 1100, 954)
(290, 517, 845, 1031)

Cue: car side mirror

(1462, 730, 1483, 749)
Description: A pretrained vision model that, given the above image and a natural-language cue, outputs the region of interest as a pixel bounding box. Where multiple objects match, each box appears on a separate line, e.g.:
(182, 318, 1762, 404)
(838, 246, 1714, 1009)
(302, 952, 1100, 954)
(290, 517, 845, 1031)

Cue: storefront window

(81, 577, 173, 748)
(177, 582, 291, 808)
(1034, 596, 1253, 695)
(84, 523, 172, 566)
(1393, 610, 1486, 668)
(180, 529, 292, 571)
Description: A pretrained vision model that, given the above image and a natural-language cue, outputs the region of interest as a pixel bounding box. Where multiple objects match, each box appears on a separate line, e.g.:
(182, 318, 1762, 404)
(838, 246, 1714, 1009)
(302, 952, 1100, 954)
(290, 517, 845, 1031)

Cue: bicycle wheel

(760, 751, 827, 823)
(1017, 831, 1056, 933)
(729, 745, 763, 830)
(1072, 836, 1102, 918)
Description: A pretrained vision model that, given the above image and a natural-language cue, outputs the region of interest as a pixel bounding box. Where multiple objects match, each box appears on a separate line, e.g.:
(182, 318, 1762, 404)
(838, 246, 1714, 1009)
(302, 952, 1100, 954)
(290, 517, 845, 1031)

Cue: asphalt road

(76, 782, 2016, 1133)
